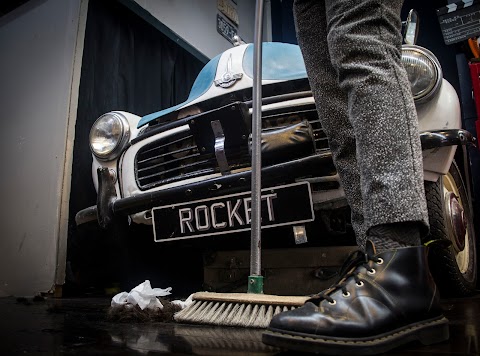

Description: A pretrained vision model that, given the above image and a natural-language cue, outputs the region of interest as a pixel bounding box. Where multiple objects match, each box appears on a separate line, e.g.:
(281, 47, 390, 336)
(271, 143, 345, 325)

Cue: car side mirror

(403, 9, 419, 45)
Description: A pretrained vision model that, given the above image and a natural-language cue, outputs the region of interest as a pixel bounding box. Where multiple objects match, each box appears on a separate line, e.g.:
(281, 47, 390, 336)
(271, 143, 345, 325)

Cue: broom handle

(248, 0, 264, 293)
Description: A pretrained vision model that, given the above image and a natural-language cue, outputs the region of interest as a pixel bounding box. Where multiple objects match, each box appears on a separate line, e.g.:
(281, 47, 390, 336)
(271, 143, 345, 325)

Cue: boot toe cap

(269, 302, 322, 333)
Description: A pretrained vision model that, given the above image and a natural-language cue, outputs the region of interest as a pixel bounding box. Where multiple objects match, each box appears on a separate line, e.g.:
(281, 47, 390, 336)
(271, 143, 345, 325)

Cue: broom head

(174, 292, 309, 328)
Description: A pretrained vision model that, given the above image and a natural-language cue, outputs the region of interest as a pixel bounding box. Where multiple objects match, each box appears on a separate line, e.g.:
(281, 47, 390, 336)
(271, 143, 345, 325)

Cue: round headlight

(402, 45, 442, 103)
(89, 112, 130, 161)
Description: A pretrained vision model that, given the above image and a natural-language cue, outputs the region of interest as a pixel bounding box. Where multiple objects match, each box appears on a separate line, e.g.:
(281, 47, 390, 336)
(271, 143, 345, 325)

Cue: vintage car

(76, 39, 477, 296)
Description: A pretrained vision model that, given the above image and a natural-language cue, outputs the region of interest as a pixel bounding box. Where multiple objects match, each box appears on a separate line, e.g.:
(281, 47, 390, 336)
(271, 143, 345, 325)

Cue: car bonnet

(137, 42, 308, 128)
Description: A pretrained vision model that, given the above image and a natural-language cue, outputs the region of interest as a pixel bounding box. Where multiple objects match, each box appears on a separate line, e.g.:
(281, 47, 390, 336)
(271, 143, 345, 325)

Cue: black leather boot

(262, 242, 449, 355)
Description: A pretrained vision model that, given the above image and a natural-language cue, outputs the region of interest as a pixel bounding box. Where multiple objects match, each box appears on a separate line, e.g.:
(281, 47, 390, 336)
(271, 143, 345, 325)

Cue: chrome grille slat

(135, 104, 329, 190)
(137, 145, 194, 165)
(139, 134, 194, 157)
(138, 157, 216, 184)
(137, 152, 202, 174)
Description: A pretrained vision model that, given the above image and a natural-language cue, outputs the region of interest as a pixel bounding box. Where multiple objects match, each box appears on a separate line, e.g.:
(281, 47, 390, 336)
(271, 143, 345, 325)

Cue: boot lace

(309, 250, 383, 305)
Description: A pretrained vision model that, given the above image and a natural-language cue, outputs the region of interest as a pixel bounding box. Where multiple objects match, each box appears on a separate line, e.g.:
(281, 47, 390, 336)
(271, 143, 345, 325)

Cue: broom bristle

(174, 292, 309, 328)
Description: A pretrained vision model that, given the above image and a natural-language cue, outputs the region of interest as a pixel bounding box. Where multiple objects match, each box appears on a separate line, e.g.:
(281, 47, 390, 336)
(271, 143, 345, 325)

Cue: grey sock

(369, 222, 421, 253)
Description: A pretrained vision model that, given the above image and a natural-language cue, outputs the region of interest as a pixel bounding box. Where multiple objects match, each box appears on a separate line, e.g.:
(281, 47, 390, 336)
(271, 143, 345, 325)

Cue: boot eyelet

(342, 292, 350, 297)
(356, 281, 364, 287)
(376, 258, 384, 265)
(328, 300, 336, 305)
(367, 268, 376, 275)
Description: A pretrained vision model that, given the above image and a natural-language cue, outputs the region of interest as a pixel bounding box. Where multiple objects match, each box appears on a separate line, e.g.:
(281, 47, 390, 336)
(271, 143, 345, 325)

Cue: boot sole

(262, 316, 449, 355)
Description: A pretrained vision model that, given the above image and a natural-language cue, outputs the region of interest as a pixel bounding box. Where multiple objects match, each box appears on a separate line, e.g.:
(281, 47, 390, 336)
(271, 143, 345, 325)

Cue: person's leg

(263, 1, 447, 353)
(293, 0, 367, 248)
(324, 0, 428, 250)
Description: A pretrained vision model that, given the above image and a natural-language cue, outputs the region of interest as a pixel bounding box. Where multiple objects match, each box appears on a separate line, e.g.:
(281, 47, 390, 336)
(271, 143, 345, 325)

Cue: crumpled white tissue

(111, 280, 172, 310)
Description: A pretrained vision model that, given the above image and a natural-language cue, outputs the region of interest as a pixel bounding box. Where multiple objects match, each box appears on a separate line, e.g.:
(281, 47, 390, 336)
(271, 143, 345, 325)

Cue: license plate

(152, 182, 314, 242)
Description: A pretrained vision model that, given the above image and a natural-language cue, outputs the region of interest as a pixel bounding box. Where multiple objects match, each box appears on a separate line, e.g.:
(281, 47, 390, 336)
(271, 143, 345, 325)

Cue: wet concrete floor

(0, 295, 479, 355)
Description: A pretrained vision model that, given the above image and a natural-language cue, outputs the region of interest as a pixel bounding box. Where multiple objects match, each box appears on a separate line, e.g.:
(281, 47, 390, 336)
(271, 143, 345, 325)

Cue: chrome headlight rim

(402, 44, 442, 104)
(89, 112, 131, 161)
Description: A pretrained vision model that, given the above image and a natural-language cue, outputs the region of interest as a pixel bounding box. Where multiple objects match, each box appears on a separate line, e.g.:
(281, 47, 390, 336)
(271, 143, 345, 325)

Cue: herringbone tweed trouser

(293, 0, 429, 249)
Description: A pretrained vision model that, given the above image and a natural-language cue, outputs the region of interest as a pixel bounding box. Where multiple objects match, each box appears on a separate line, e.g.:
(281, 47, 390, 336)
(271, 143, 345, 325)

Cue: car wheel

(424, 160, 477, 297)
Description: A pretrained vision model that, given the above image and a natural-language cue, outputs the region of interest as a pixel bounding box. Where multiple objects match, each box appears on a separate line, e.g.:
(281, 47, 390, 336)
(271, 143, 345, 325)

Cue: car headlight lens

(89, 112, 130, 160)
(402, 45, 442, 103)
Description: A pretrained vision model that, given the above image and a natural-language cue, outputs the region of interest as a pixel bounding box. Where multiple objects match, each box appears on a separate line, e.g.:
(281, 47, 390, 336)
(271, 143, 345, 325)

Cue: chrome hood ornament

(214, 54, 243, 88)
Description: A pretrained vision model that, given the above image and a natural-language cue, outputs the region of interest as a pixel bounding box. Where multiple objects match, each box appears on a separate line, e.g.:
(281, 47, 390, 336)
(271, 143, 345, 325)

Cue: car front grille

(135, 106, 327, 190)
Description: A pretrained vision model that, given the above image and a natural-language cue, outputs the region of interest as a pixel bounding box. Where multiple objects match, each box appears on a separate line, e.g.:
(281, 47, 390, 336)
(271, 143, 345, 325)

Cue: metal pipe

(250, 0, 264, 279)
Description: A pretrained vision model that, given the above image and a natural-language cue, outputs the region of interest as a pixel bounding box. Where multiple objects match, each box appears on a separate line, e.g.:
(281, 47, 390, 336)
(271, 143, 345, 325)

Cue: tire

(424, 160, 477, 297)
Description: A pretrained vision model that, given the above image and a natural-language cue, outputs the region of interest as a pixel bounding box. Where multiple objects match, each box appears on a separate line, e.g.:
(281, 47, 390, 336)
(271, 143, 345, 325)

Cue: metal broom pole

(247, 0, 264, 294)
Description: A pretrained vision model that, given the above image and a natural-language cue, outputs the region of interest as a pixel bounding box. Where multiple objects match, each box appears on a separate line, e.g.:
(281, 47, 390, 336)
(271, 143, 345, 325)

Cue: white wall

(133, 0, 271, 59)
(0, 0, 85, 297)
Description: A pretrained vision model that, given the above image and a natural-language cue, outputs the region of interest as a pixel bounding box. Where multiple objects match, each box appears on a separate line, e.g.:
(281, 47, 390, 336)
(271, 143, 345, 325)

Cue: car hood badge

(214, 54, 243, 88)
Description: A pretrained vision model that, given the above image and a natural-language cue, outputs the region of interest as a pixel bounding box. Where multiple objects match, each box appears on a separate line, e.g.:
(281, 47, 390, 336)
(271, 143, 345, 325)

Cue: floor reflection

(1, 295, 480, 355)
(109, 324, 173, 354)
(458, 300, 479, 355)
(108, 322, 279, 355)
(173, 324, 278, 355)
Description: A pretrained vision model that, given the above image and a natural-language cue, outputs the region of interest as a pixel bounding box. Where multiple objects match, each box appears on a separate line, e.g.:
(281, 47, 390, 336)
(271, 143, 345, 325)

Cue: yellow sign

(218, 0, 239, 26)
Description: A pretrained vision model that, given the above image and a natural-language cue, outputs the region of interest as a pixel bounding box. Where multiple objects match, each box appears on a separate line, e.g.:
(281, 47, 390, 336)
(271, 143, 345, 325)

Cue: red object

(469, 62, 480, 146)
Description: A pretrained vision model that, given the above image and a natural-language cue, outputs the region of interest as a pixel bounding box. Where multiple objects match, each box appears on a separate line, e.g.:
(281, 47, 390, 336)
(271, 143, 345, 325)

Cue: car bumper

(76, 153, 336, 227)
(75, 128, 476, 228)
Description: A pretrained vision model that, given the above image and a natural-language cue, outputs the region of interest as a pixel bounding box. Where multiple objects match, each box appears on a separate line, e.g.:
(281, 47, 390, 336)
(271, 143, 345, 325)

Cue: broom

(174, 0, 310, 328)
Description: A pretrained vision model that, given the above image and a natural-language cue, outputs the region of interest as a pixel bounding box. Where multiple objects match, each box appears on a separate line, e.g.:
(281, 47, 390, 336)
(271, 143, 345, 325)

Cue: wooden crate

(203, 246, 358, 296)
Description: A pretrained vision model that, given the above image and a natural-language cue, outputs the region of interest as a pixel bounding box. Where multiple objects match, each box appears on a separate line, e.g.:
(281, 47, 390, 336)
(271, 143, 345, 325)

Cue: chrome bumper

(76, 129, 476, 228)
